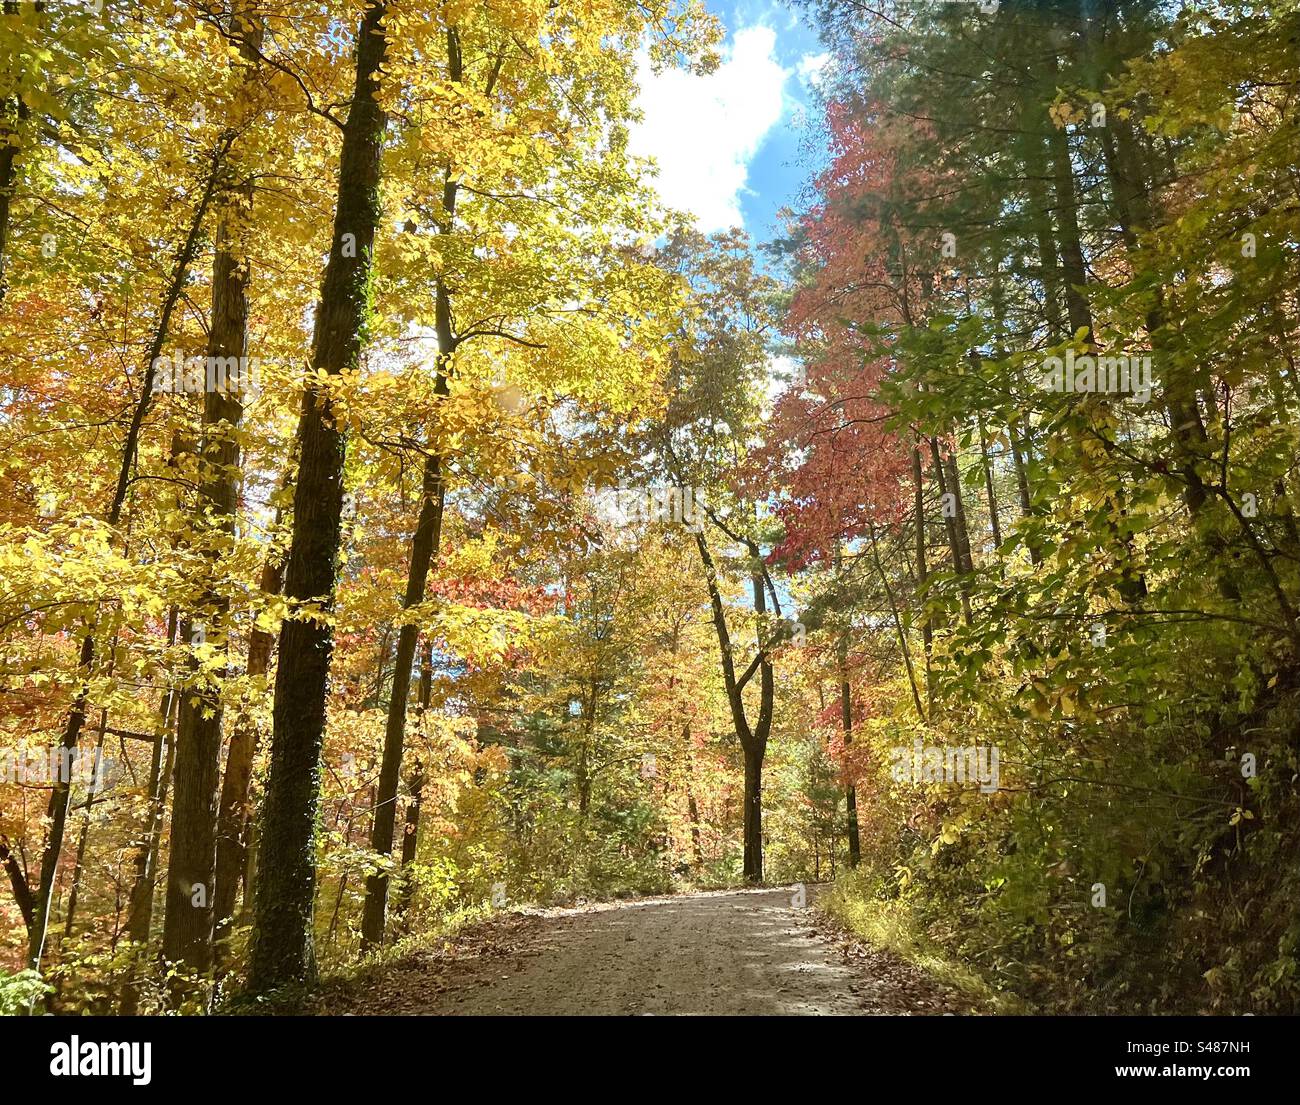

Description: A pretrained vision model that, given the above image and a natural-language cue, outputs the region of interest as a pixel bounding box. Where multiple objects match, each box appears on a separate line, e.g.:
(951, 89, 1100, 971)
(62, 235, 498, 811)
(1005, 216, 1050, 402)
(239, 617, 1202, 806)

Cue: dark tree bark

(164, 172, 258, 979)
(118, 613, 181, 1015)
(911, 437, 934, 702)
(831, 541, 862, 868)
(1046, 126, 1094, 340)
(1, 836, 33, 929)
(1009, 427, 1042, 566)
(837, 633, 861, 868)
(392, 644, 433, 932)
(942, 448, 974, 575)
(24, 136, 231, 979)
(62, 712, 109, 938)
(360, 452, 445, 948)
(246, 1, 390, 994)
(360, 27, 506, 948)
(973, 407, 1002, 554)
(693, 530, 772, 883)
(0, 0, 33, 306)
(930, 436, 972, 625)
(1099, 114, 1209, 513)
(685, 735, 704, 869)
(163, 6, 264, 978)
(212, 544, 283, 956)
(0, 100, 22, 307)
(741, 744, 763, 880)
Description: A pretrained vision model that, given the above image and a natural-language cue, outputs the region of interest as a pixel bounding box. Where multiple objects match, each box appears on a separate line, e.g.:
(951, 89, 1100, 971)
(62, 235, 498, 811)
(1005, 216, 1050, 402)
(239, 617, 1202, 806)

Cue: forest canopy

(1, 0, 1298, 1019)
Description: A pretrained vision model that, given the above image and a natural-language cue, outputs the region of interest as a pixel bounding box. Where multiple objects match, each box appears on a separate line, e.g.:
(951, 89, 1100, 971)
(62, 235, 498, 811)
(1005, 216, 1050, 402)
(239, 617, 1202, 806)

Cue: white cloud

(796, 51, 829, 90)
(629, 26, 789, 232)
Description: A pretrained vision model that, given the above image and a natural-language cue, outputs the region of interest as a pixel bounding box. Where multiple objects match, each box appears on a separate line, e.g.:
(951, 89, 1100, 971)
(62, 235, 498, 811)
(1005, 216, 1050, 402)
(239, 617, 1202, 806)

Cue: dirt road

(336, 887, 965, 1016)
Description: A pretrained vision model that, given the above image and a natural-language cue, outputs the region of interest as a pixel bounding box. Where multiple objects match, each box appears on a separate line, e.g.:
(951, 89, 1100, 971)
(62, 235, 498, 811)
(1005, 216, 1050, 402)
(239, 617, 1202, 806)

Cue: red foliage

(754, 100, 934, 568)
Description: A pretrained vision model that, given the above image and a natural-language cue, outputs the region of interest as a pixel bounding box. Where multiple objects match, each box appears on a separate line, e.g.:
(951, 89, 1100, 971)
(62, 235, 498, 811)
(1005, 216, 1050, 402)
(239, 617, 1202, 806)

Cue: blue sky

(628, 0, 828, 244)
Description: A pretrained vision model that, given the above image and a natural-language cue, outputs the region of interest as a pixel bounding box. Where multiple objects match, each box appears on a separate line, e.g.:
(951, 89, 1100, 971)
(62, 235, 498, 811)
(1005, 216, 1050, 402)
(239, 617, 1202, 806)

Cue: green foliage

(777, 0, 1300, 1014)
(0, 967, 51, 1016)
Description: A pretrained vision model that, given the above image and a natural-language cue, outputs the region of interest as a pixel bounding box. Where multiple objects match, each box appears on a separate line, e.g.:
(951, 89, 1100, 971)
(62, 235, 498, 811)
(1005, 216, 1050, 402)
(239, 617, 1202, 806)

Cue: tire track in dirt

(333, 886, 967, 1016)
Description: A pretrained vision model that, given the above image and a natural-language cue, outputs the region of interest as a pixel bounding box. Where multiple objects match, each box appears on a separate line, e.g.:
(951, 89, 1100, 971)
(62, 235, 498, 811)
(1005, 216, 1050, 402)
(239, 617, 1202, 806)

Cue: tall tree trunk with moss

(246, 2, 390, 994)
(162, 9, 264, 981)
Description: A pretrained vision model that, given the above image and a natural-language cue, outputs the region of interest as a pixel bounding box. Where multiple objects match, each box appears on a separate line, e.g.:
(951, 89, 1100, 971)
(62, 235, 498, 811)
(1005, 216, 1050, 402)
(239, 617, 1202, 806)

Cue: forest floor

(322, 886, 972, 1016)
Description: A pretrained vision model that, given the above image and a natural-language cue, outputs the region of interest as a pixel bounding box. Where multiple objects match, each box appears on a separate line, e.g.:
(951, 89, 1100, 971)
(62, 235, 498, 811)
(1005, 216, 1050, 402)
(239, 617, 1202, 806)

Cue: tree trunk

(162, 10, 264, 980)
(23, 134, 230, 983)
(1100, 114, 1209, 513)
(837, 631, 861, 869)
(942, 448, 974, 575)
(743, 556, 774, 884)
(930, 436, 972, 625)
(62, 713, 109, 938)
(212, 544, 284, 957)
(392, 643, 432, 931)
(360, 27, 495, 948)
(0, 0, 33, 306)
(163, 205, 252, 977)
(1046, 126, 1093, 339)
(118, 632, 180, 1015)
(117, 438, 189, 976)
(741, 744, 763, 883)
(391, 766, 423, 924)
(911, 437, 934, 701)
(693, 528, 769, 883)
(1026, 156, 1065, 340)
(361, 456, 445, 949)
(246, 1, 390, 995)
(974, 407, 1002, 554)
(867, 525, 924, 719)
(0, 106, 21, 306)
(1009, 431, 1038, 527)
(0, 835, 33, 928)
